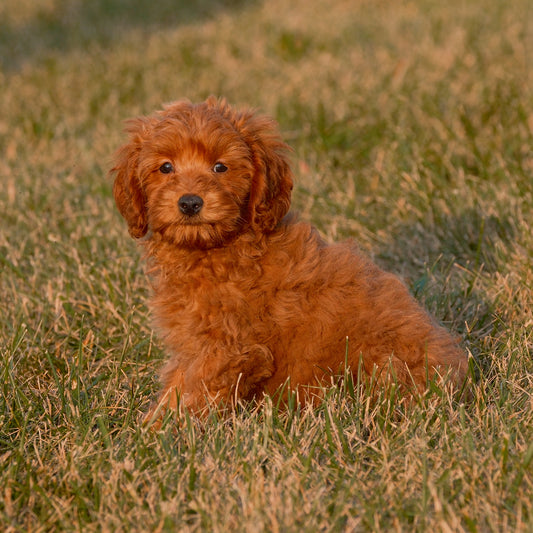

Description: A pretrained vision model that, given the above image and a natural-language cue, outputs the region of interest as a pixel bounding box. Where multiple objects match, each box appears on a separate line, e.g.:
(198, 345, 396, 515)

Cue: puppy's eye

(159, 162, 174, 174)
(213, 162, 228, 173)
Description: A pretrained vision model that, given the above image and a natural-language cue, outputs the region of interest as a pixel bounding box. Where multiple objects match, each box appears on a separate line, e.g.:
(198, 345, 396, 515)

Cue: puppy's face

(111, 98, 293, 249)
(137, 115, 255, 248)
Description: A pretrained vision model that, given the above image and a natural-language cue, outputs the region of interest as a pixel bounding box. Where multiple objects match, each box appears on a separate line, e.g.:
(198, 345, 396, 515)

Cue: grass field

(1, 0, 532, 531)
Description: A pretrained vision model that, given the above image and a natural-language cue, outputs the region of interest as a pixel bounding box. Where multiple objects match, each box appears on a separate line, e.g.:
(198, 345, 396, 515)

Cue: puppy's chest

(152, 256, 268, 320)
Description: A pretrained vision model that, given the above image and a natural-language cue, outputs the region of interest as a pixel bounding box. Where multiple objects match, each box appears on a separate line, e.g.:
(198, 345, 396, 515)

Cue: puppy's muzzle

(178, 194, 204, 216)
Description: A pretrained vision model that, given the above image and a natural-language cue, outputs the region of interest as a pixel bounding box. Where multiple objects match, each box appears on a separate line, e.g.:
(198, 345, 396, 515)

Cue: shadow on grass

(376, 207, 517, 276)
(1, 0, 254, 71)
(370, 205, 521, 378)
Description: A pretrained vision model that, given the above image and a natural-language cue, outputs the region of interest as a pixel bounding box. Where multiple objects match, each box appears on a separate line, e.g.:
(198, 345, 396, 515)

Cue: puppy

(111, 97, 467, 418)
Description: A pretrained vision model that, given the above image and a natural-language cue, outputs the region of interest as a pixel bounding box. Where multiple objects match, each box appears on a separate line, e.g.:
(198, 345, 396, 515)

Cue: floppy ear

(110, 117, 154, 239)
(234, 109, 293, 232)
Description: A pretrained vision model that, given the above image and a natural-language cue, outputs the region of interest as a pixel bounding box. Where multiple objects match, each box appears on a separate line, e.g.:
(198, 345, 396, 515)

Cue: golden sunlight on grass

(1, 0, 532, 530)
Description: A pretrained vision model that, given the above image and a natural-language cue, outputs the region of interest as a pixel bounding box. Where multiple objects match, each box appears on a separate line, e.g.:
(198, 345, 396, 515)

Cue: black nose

(178, 194, 203, 216)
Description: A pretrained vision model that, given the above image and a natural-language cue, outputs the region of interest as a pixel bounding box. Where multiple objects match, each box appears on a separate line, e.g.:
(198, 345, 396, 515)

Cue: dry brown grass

(1, 0, 532, 531)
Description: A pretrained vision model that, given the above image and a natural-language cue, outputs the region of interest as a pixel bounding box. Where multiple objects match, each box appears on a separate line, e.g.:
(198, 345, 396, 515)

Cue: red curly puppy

(112, 97, 467, 418)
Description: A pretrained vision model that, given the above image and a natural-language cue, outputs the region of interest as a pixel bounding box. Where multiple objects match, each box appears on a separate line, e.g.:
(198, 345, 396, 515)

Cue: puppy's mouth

(175, 195, 216, 229)
(148, 186, 247, 249)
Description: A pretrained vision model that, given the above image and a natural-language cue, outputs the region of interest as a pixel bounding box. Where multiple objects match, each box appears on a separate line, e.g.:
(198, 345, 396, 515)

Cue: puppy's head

(111, 97, 293, 248)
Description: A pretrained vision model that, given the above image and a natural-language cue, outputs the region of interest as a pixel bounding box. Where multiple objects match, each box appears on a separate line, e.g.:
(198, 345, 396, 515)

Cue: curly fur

(111, 97, 467, 418)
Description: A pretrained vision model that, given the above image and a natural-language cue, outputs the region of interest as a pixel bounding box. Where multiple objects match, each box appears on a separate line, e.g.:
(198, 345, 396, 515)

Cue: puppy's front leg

(145, 343, 275, 425)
